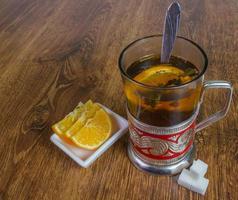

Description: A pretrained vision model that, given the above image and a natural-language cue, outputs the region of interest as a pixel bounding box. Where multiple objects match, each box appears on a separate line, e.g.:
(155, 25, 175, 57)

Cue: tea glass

(118, 35, 233, 175)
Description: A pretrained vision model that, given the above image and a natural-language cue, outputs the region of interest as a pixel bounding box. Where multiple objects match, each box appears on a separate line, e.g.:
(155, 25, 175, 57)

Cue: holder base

(127, 143, 195, 175)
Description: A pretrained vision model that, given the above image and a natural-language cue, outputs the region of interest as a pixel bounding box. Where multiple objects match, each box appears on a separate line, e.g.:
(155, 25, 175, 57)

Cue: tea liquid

(125, 55, 201, 126)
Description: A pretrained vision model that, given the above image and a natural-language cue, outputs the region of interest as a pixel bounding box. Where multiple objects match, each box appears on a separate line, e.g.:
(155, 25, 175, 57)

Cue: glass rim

(118, 34, 208, 90)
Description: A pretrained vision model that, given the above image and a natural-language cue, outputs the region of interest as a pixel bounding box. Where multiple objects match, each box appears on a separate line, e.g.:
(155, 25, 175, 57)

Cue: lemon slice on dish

(52, 100, 112, 150)
(52, 100, 96, 136)
(71, 108, 112, 150)
(64, 103, 100, 138)
(52, 102, 85, 136)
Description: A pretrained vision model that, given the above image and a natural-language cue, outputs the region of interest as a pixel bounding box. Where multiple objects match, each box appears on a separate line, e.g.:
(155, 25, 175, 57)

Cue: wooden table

(0, 0, 237, 199)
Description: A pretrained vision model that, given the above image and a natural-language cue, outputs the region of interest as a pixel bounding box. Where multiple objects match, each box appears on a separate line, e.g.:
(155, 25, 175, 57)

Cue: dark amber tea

(125, 55, 201, 126)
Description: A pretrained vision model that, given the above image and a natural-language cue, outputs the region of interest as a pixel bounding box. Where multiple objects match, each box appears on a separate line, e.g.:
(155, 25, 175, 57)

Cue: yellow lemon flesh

(52, 100, 112, 150)
(71, 108, 112, 150)
(64, 103, 100, 138)
(52, 101, 86, 136)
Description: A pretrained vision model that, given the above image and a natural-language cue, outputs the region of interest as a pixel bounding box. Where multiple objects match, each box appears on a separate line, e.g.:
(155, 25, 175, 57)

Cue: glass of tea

(118, 35, 233, 175)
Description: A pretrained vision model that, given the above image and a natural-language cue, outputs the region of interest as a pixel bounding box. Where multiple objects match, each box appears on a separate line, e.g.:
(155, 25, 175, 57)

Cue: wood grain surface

(0, 0, 237, 199)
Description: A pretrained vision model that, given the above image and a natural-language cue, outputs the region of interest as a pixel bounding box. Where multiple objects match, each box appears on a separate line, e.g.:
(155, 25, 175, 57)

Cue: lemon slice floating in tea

(71, 108, 112, 150)
(134, 65, 189, 86)
(124, 65, 196, 111)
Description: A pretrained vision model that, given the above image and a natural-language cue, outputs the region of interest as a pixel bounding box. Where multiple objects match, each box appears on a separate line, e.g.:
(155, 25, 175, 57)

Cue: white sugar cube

(190, 176, 209, 195)
(177, 169, 197, 190)
(190, 159, 208, 177)
(178, 168, 209, 195)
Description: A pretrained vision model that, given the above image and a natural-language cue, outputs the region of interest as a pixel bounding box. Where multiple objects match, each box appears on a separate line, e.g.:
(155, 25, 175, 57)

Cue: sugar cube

(177, 169, 196, 190)
(190, 176, 209, 195)
(190, 159, 208, 177)
(177, 168, 209, 195)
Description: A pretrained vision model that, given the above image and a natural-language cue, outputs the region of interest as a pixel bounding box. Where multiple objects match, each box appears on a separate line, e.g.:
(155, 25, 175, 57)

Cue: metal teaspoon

(160, 2, 181, 63)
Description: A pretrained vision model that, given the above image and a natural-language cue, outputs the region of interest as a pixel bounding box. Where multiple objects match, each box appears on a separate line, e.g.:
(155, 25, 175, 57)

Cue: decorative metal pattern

(128, 113, 196, 165)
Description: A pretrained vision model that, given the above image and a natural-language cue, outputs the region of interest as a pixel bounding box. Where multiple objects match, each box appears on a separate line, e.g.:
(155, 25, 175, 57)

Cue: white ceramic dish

(50, 103, 128, 168)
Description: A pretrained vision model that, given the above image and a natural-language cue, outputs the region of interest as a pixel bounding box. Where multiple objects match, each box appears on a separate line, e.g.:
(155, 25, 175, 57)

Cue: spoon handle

(160, 2, 181, 63)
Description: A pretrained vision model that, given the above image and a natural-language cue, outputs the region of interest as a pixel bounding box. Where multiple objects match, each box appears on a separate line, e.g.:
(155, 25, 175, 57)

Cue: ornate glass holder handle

(196, 81, 233, 133)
